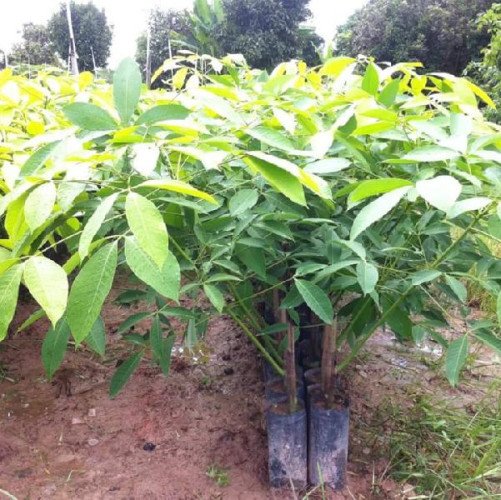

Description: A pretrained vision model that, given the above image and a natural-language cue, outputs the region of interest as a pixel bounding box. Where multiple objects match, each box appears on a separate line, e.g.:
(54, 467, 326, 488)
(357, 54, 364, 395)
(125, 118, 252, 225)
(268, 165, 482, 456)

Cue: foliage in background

(466, 4, 501, 123)
(0, 53, 500, 397)
(9, 24, 59, 67)
(47, 1, 113, 71)
(136, 8, 194, 86)
(335, 0, 494, 75)
(136, 0, 321, 81)
(189, 0, 226, 57)
(215, 0, 321, 69)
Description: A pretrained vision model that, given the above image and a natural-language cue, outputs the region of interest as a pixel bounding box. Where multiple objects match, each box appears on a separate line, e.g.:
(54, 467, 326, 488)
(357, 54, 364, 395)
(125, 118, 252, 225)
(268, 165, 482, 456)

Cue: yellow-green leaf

(125, 192, 169, 269)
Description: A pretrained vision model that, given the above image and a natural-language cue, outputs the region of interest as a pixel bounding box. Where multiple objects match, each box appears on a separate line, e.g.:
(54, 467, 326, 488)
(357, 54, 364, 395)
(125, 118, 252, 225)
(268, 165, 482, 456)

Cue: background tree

(48, 1, 112, 71)
(335, 0, 494, 75)
(216, 0, 320, 69)
(10, 23, 59, 67)
(136, 8, 193, 87)
(465, 4, 501, 122)
(189, 0, 225, 56)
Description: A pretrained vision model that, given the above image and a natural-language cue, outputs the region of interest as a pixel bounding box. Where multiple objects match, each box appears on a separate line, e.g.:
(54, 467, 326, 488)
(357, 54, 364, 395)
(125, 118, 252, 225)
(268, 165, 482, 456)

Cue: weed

(386, 385, 501, 497)
(0, 362, 15, 383)
(206, 465, 230, 487)
(467, 239, 501, 316)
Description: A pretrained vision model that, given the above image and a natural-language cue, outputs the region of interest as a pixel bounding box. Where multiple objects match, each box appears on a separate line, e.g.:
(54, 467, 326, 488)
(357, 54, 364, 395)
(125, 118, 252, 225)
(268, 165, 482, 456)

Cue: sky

(0, 0, 367, 67)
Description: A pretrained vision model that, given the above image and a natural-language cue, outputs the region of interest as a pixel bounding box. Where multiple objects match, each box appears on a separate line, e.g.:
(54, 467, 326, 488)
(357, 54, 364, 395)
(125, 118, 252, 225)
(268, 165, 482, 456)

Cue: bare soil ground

(0, 292, 499, 500)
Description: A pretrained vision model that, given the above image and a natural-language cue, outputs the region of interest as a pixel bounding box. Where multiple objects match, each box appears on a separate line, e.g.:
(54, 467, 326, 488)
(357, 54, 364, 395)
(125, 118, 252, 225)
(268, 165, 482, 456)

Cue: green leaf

(350, 187, 410, 240)
(79, 194, 118, 261)
(416, 176, 462, 212)
(402, 146, 459, 162)
(247, 151, 330, 199)
(314, 259, 359, 282)
(109, 352, 142, 398)
(445, 276, 467, 303)
(150, 316, 175, 376)
(320, 57, 356, 76)
(361, 63, 379, 95)
(0, 264, 23, 340)
(203, 283, 225, 313)
(229, 189, 259, 216)
(64, 103, 117, 131)
(447, 197, 491, 219)
(23, 256, 68, 327)
(304, 158, 350, 175)
(205, 273, 241, 283)
(85, 316, 106, 357)
(412, 325, 427, 343)
(382, 298, 413, 341)
(349, 178, 412, 203)
(445, 335, 469, 387)
(16, 308, 45, 333)
(475, 330, 501, 356)
(378, 78, 401, 107)
(247, 126, 296, 152)
(117, 312, 150, 334)
(138, 179, 217, 204)
(125, 192, 169, 269)
(20, 141, 60, 176)
(24, 182, 57, 232)
(124, 237, 180, 301)
(356, 261, 378, 295)
(235, 245, 266, 278)
(244, 155, 306, 206)
(67, 243, 118, 344)
(295, 278, 333, 324)
(113, 58, 142, 124)
(136, 104, 190, 125)
(41, 318, 70, 380)
(150, 315, 163, 357)
(411, 269, 442, 286)
(131, 143, 159, 176)
(280, 285, 303, 309)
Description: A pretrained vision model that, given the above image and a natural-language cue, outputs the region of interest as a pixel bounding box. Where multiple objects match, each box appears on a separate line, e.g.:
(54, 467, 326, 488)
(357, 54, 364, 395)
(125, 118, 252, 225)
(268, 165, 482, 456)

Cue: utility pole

(145, 24, 152, 88)
(90, 46, 97, 73)
(168, 36, 174, 83)
(66, 0, 79, 75)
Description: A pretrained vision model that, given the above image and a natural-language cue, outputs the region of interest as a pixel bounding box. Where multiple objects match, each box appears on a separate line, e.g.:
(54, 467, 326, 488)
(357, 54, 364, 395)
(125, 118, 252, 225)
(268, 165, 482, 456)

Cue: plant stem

(284, 315, 297, 413)
(228, 282, 263, 331)
(226, 308, 284, 377)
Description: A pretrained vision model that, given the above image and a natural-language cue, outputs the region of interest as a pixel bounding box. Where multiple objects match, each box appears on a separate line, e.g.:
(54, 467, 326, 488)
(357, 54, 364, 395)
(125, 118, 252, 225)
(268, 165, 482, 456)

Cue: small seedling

(206, 465, 230, 487)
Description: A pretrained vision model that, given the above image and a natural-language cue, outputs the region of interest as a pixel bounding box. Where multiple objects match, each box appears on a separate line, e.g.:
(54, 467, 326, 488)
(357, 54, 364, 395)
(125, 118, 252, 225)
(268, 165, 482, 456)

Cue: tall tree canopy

(465, 4, 501, 122)
(48, 2, 113, 71)
(335, 0, 494, 75)
(216, 0, 320, 69)
(10, 23, 59, 67)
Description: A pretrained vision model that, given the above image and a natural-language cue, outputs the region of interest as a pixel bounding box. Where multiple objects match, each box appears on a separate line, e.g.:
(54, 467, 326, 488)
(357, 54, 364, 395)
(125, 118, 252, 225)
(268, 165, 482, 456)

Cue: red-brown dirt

(0, 293, 498, 500)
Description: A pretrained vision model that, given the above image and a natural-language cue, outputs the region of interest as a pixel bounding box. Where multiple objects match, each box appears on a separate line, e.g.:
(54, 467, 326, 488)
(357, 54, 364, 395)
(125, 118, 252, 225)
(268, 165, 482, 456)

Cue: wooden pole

(321, 320, 337, 407)
(281, 309, 297, 413)
(145, 24, 152, 88)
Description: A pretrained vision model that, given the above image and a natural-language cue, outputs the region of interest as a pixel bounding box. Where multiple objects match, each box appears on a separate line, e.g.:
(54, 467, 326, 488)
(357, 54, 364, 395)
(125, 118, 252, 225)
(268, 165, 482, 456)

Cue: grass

(206, 465, 230, 487)
(466, 238, 501, 316)
(386, 386, 501, 498)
